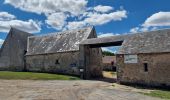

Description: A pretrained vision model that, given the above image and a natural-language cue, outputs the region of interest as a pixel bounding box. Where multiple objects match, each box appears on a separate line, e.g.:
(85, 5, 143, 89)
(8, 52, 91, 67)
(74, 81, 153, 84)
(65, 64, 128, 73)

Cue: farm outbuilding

(0, 26, 170, 84)
(0, 27, 103, 78)
(80, 29, 170, 86)
(0, 28, 32, 71)
(116, 29, 170, 87)
(25, 27, 103, 78)
(102, 56, 116, 71)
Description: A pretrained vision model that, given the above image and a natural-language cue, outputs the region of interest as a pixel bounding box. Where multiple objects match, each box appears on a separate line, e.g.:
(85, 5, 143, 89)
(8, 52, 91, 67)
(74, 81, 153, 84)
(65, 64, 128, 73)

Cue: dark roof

(26, 27, 93, 55)
(118, 29, 170, 54)
(80, 29, 170, 54)
(80, 34, 129, 45)
(0, 28, 33, 54)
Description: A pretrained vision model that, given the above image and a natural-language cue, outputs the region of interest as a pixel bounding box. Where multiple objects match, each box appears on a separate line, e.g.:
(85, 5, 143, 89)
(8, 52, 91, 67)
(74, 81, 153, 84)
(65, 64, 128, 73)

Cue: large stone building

(0, 28, 32, 71)
(102, 56, 116, 71)
(0, 27, 103, 78)
(80, 29, 170, 86)
(1, 26, 170, 85)
(26, 27, 102, 78)
(116, 29, 170, 87)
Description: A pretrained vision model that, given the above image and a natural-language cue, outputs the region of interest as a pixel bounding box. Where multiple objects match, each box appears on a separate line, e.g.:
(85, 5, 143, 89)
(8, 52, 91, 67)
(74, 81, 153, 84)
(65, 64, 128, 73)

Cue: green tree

(102, 51, 115, 56)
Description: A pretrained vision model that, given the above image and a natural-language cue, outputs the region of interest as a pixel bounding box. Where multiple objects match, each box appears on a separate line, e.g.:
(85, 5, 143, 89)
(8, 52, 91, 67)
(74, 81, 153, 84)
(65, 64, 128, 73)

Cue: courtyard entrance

(79, 34, 128, 80)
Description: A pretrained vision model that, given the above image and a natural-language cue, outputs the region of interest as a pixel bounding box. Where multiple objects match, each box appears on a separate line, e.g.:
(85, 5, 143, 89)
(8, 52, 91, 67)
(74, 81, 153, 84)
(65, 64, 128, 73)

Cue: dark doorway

(87, 41, 123, 83)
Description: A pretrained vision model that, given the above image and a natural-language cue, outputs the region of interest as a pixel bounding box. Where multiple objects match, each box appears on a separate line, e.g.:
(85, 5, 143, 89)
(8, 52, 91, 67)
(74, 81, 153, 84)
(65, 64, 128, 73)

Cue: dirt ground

(0, 80, 162, 100)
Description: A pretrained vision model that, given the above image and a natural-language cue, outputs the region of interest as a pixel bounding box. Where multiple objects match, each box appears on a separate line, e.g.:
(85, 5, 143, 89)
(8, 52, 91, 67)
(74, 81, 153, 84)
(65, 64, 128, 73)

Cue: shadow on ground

(93, 77, 117, 83)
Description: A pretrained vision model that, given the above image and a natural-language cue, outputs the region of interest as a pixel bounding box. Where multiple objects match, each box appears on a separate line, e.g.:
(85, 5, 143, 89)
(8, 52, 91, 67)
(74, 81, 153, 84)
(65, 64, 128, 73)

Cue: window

(144, 63, 148, 72)
(24, 50, 27, 54)
(55, 59, 59, 64)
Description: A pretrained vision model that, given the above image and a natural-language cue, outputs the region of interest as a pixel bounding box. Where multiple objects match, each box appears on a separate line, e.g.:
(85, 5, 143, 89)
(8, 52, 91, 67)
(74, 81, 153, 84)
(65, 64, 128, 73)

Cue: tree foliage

(102, 51, 115, 56)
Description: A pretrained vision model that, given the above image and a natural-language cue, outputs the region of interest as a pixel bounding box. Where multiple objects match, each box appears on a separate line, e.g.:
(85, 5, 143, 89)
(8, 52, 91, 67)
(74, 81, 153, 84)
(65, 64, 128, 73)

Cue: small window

(55, 60, 59, 64)
(144, 63, 148, 72)
(24, 50, 27, 54)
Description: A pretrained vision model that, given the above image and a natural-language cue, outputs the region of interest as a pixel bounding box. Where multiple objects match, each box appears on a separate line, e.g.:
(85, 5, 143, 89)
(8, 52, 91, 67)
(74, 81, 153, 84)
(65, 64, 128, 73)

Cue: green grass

(0, 71, 80, 80)
(111, 72, 116, 75)
(143, 90, 170, 99)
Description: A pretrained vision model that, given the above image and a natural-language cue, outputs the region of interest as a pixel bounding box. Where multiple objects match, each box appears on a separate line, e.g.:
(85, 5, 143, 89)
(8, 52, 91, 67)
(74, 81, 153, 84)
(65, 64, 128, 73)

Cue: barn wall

(116, 53, 170, 87)
(82, 27, 103, 78)
(0, 29, 31, 71)
(26, 51, 80, 76)
(89, 47, 103, 77)
(83, 45, 103, 78)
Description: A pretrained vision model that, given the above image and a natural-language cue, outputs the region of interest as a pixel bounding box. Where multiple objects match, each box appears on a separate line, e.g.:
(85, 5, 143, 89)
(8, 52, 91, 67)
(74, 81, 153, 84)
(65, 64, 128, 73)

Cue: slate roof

(80, 34, 129, 45)
(80, 29, 170, 54)
(26, 27, 93, 55)
(118, 29, 170, 54)
(0, 28, 33, 55)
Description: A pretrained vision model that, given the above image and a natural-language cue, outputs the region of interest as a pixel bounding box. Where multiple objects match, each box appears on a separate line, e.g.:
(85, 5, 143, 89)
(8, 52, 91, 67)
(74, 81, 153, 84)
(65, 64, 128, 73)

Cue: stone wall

(103, 63, 113, 71)
(26, 51, 80, 76)
(83, 45, 103, 78)
(89, 47, 103, 77)
(0, 28, 32, 71)
(116, 53, 170, 87)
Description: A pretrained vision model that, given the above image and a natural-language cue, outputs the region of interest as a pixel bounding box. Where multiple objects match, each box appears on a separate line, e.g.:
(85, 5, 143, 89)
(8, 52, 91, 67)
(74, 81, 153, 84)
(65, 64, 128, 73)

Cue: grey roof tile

(26, 27, 93, 55)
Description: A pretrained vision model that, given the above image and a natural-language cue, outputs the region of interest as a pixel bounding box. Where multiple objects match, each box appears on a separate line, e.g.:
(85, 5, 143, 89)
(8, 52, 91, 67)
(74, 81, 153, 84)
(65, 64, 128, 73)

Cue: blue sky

(0, 0, 170, 52)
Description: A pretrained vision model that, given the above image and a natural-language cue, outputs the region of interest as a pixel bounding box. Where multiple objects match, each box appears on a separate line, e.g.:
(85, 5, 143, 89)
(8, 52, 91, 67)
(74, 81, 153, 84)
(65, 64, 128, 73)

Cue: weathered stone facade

(26, 51, 80, 75)
(85, 46, 103, 78)
(102, 56, 116, 71)
(116, 53, 170, 87)
(0, 28, 32, 71)
(26, 27, 103, 78)
(0, 27, 103, 78)
(81, 29, 170, 85)
(26, 46, 102, 77)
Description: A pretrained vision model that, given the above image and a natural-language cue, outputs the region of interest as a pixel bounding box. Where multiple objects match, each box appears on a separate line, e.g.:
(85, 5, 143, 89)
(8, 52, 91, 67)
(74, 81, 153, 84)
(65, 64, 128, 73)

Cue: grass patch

(0, 71, 80, 80)
(112, 84, 115, 87)
(110, 71, 116, 75)
(143, 90, 170, 99)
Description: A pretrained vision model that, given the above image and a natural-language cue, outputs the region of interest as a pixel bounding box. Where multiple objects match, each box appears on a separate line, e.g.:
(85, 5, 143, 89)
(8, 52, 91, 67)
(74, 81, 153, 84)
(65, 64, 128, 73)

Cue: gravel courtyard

(0, 80, 162, 100)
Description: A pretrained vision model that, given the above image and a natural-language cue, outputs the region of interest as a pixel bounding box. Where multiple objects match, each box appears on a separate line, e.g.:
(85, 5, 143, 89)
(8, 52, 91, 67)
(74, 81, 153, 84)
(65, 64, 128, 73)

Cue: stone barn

(102, 56, 116, 71)
(116, 29, 170, 87)
(80, 29, 170, 86)
(26, 27, 103, 78)
(0, 28, 32, 71)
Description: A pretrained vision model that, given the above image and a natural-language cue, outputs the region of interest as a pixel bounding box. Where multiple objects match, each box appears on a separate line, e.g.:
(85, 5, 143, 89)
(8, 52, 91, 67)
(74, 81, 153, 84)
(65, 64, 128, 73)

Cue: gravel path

(0, 80, 162, 100)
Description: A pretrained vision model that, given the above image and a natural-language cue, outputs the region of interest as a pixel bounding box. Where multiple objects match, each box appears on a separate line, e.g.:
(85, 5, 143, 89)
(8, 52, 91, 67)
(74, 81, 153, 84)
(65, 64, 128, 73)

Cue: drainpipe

(79, 45, 86, 79)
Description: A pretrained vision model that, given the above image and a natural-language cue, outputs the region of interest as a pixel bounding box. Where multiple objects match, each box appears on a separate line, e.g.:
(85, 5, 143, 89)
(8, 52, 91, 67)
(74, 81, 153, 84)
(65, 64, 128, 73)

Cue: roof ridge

(128, 28, 170, 35)
(10, 27, 32, 35)
(28, 26, 93, 38)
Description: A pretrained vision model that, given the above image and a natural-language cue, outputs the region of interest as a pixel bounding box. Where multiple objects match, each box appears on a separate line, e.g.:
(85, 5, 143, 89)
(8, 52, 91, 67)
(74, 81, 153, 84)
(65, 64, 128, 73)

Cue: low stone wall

(116, 53, 170, 87)
(26, 51, 80, 76)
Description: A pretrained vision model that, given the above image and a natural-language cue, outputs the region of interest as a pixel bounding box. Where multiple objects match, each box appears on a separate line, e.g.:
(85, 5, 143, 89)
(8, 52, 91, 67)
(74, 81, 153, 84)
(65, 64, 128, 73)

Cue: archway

(79, 34, 128, 80)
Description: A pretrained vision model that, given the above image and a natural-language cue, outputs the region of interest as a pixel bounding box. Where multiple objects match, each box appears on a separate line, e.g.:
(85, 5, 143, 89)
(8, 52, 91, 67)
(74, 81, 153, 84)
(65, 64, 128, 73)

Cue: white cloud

(130, 26, 150, 33)
(143, 12, 170, 27)
(66, 21, 86, 30)
(0, 12, 41, 33)
(4, 0, 127, 31)
(65, 10, 127, 30)
(102, 47, 115, 53)
(45, 13, 67, 30)
(130, 12, 170, 33)
(102, 47, 120, 54)
(98, 33, 120, 38)
(0, 39, 4, 45)
(85, 10, 127, 26)
(130, 27, 139, 33)
(0, 12, 15, 21)
(94, 5, 113, 13)
(4, 0, 87, 16)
